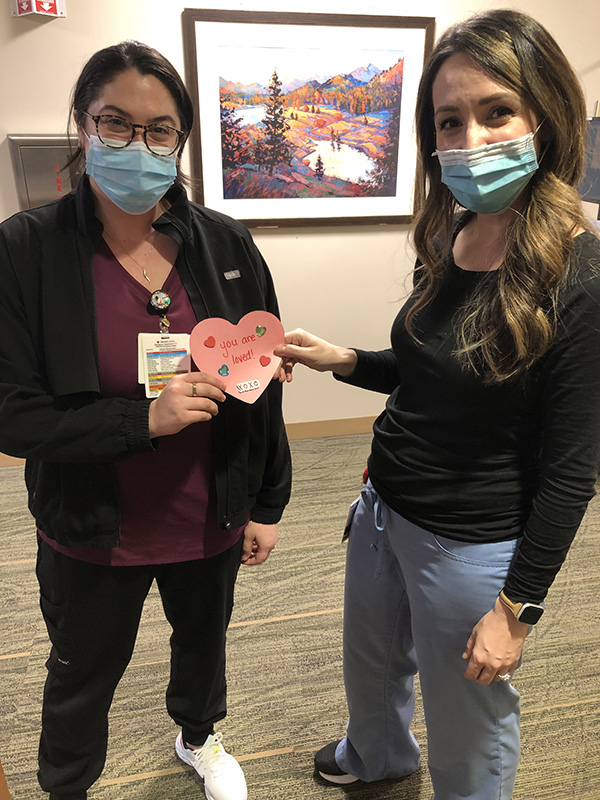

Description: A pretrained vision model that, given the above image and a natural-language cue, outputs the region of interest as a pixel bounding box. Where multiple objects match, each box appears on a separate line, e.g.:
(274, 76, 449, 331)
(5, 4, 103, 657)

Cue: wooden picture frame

(181, 9, 435, 227)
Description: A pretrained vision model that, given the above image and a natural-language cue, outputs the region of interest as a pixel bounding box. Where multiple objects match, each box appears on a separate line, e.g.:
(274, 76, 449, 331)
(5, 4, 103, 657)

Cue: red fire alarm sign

(11, 0, 66, 17)
(12, 0, 32, 13)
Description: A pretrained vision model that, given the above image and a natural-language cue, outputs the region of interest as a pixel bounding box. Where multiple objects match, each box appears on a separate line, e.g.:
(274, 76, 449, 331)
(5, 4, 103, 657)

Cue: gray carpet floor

(1, 434, 599, 799)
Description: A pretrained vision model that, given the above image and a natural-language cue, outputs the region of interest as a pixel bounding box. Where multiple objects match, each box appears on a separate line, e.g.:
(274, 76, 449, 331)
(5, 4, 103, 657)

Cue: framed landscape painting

(181, 10, 435, 227)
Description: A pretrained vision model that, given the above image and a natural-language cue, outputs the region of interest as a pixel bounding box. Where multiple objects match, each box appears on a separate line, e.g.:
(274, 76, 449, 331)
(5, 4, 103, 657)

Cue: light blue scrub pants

(335, 483, 521, 800)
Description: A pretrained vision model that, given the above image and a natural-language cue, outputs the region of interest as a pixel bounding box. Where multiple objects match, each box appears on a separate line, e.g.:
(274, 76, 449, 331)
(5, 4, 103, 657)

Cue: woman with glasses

(0, 41, 290, 800)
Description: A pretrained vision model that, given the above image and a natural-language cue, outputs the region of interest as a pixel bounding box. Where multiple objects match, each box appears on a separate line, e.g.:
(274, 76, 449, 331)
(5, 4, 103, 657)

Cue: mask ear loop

(532, 118, 548, 166)
(174, 131, 189, 171)
(72, 113, 92, 170)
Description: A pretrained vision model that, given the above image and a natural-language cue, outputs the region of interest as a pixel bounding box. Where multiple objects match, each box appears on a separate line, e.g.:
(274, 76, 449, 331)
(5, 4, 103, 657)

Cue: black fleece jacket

(0, 177, 291, 547)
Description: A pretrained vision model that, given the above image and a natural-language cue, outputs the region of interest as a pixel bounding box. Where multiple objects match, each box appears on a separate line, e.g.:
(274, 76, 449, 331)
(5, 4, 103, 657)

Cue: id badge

(138, 333, 190, 398)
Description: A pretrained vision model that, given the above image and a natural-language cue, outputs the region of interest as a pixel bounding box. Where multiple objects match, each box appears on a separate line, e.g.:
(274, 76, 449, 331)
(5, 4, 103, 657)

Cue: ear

(74, 111, 88, 151)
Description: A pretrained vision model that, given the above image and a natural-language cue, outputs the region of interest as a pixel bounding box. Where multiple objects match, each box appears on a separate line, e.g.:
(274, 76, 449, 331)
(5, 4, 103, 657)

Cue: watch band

(498, 589, 544, 624)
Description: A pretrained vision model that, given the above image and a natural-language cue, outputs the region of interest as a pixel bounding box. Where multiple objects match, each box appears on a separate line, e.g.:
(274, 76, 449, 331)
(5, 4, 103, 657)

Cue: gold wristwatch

(498, 589, 544, 625)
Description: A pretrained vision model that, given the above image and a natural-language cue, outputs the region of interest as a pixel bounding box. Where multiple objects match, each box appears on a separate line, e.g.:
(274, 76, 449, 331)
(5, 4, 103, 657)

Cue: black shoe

(49, 794, 87, 800)
(314, 740, 360, 785)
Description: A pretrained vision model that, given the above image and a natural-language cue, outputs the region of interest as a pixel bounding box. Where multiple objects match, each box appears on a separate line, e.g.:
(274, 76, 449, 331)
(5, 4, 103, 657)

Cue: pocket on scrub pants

(431, 533, 519, 567)
(39, 593, 77, 672)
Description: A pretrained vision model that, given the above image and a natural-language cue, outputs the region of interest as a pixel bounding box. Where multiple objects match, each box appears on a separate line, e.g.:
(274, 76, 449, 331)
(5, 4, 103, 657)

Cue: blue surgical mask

(85, 135, 177, 215)
(433, 131, 539, 214)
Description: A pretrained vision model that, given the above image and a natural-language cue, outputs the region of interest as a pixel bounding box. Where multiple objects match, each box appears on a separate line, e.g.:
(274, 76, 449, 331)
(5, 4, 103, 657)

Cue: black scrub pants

(35, 534, 244, 800)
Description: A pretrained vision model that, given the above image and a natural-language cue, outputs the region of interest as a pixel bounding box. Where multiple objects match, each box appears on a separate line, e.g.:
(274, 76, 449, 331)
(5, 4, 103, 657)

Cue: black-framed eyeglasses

(81, 111, 186, 156)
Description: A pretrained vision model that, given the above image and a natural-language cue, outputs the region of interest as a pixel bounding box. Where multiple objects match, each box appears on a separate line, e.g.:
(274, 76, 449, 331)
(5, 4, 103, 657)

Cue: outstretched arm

(274, 328, 357, 382)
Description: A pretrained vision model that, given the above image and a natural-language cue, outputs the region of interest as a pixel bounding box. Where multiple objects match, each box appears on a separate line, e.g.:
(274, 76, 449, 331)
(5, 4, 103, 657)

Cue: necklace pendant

(103, 229, 157, 284)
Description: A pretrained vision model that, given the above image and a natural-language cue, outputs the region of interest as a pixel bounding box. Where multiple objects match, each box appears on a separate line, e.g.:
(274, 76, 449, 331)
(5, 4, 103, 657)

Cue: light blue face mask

(85, 135, 177, 215)
(433, 130, 540, 214)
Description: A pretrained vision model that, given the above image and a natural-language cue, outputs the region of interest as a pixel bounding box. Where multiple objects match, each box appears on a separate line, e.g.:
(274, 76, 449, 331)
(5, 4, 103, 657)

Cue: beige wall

(1, 0, 599, 428)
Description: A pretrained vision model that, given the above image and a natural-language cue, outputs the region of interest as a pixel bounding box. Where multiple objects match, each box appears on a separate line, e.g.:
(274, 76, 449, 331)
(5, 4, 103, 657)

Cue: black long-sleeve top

(338, 231, 600, 602)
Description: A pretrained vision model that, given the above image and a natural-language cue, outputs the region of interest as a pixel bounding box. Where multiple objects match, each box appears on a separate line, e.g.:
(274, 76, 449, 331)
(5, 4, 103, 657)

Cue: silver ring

(191, 383, 197, 397)
(496, 673, 511, 682)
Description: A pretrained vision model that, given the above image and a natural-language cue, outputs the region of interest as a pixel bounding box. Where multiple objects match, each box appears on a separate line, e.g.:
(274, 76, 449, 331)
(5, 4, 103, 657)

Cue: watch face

(517, 604, 544, 625)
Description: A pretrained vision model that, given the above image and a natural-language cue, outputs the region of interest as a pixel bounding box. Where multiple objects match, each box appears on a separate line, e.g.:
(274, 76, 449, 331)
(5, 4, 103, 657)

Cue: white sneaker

(176, 732, 248, 800)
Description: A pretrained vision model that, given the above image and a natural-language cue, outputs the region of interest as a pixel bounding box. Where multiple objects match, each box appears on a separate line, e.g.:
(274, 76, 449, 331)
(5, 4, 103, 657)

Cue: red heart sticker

(190, 311, 284, 404)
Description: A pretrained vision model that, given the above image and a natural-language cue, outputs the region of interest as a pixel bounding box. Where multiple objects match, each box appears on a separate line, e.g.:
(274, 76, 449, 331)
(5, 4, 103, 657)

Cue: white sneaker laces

(193, 732, 228, 778)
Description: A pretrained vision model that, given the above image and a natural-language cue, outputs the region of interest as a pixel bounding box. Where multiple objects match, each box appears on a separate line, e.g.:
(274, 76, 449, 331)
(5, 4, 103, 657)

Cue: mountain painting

(218, 48, 404, 200)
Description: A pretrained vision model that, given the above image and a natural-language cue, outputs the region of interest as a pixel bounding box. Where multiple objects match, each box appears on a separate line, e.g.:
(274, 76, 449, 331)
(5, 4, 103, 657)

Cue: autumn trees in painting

(219, 56, 403, 200)
(220, 97, 247, 169)
(260, 70, 294, 175)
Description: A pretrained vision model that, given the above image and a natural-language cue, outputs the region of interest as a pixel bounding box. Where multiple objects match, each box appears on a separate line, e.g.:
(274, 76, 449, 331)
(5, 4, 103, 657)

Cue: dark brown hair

(67, 40, 193, 186)
(410, 9, 590, 383)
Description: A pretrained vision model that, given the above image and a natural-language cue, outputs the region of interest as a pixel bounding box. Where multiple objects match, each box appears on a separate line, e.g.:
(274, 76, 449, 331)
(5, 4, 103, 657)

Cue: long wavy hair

(66, 40, 194, 187)
(410, 9, 591, 383)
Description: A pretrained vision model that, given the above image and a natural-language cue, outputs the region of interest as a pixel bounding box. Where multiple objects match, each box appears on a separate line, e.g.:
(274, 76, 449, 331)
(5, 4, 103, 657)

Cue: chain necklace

(103, 229, 158, 283)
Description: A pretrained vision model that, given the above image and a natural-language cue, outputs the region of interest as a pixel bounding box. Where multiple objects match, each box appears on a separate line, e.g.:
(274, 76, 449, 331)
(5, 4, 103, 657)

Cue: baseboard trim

(0, 418, 375, 466)
(0, 453, 25, 467)
(285, 416, 375, 440)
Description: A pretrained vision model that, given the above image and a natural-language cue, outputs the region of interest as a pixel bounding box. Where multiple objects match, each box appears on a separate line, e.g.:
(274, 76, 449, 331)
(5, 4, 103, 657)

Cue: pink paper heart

(190, 311, 284, 404)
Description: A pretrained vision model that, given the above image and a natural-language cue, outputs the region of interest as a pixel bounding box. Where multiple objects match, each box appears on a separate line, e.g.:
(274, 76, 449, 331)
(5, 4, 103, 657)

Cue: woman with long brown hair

(275, 10, 600, 799)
